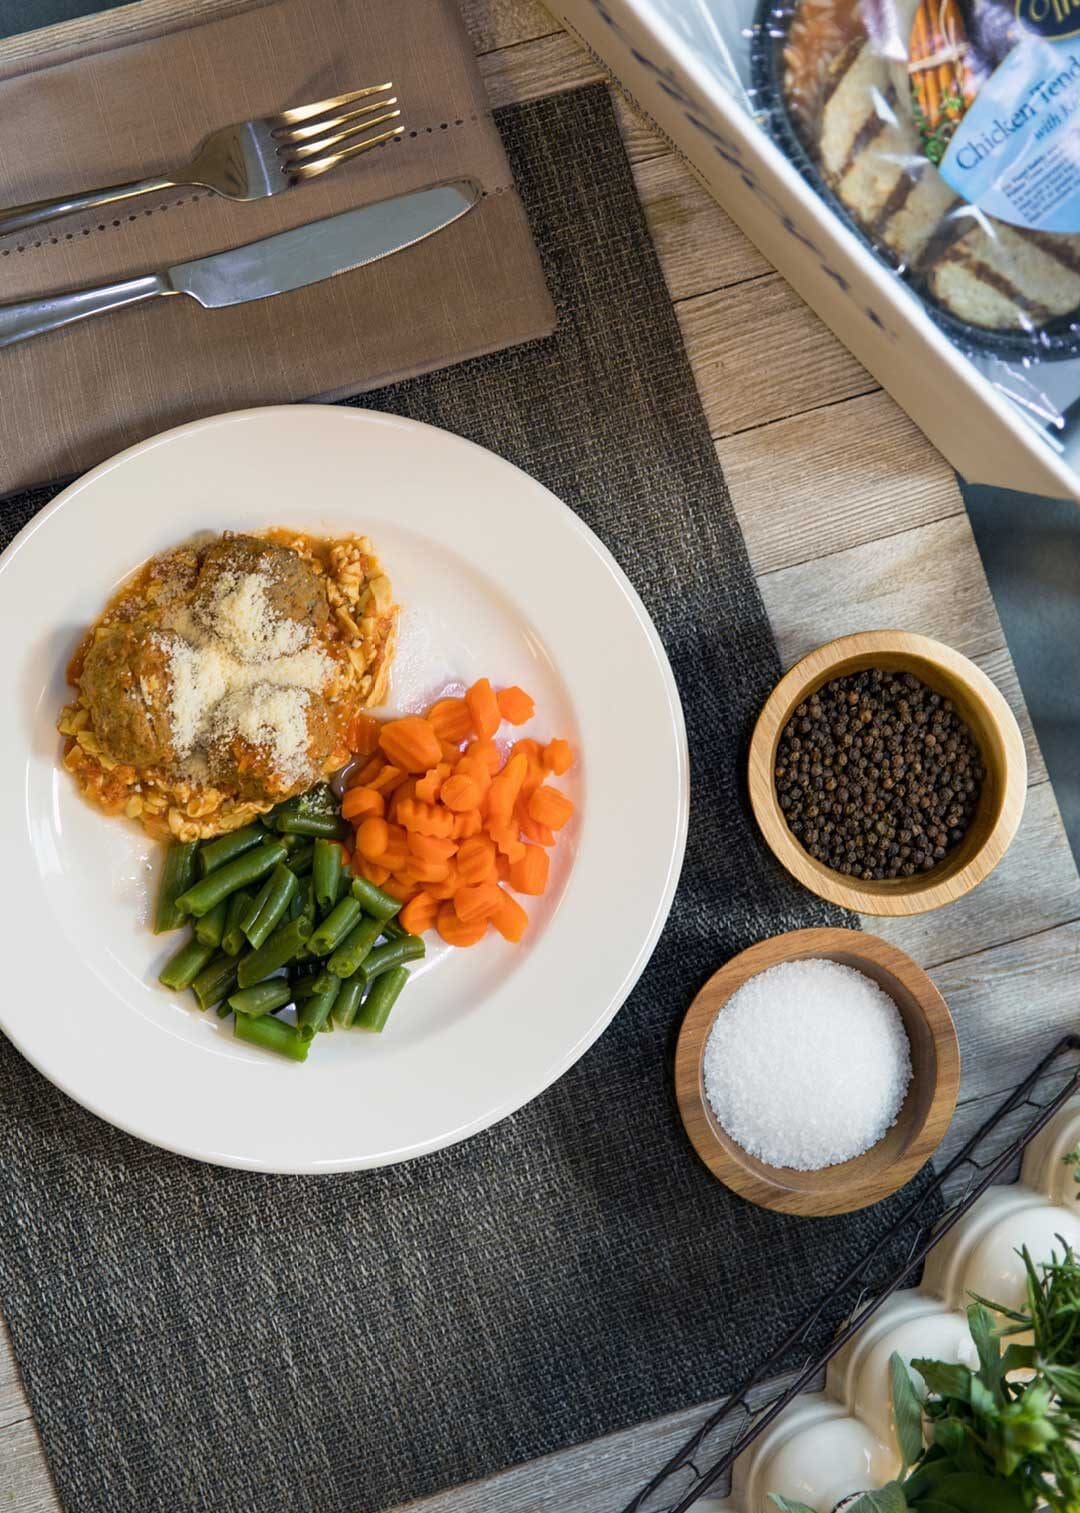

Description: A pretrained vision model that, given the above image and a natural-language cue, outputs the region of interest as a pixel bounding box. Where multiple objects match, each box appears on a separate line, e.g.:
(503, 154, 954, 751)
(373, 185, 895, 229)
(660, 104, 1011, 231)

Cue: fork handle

(0, 273, 173, 350)
(0, 175, 178, 237)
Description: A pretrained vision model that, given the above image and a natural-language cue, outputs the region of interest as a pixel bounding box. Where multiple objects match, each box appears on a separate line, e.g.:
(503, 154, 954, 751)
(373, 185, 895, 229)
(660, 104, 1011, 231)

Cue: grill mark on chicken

(1027, 230, 1080, 278)
(943, 253, 1054, 322)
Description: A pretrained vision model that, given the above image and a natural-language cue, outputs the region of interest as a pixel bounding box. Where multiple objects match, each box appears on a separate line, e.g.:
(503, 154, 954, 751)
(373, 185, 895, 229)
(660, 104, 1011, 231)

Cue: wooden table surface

(2, 4, 1079, 1510)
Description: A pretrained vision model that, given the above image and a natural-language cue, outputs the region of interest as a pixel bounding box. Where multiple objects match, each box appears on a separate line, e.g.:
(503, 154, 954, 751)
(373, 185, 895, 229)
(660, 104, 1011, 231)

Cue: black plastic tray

(750, 0, 1080, 361)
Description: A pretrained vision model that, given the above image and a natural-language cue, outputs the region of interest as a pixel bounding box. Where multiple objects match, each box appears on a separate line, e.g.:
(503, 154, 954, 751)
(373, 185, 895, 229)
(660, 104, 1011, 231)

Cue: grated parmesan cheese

(152, 558, 334, 788)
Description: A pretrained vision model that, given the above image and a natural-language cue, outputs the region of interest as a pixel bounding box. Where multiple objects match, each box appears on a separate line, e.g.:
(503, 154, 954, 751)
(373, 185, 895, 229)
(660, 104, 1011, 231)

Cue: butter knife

(0, 180, 479, 350)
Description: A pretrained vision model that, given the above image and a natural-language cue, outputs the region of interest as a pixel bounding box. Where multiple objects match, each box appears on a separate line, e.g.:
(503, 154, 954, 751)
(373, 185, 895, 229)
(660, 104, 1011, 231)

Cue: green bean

(191, 954, 240, 1011)
(290, 974, 320, 1003)
(194, 899, 228, 949)
(288, 841, 315, 876)
(312, 838, 343, 913)
(297, 978, 340, 1039)
(243, 864, 298, 950)
(275, 812, 348, 840)
(175, 840, 288, 918)
(228, 980, 293, 1018)
(307, 897, 362, 957)
(154, 842, 200, 934)
(354, 966, 409, 1032)
(236, 917, 311, 988)
(381, 917, 410, 941)
(319, 1017, 334, 1033)
(349, 876, 402, 923)
(326, 914, 384, 978)
(332, 977, 366, 1028)
(198, 825, 263, 877)
(216, 1001, 233, 1019)
(359, 936, 426, 984)
(222, 890, 254, 956)
(159, 934, 217, 991)
(234, 1012, 309, 1062)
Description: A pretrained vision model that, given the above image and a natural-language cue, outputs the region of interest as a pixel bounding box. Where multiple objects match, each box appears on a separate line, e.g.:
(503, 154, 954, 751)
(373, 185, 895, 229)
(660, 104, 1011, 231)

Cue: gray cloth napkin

(0, 85, 938, 1513)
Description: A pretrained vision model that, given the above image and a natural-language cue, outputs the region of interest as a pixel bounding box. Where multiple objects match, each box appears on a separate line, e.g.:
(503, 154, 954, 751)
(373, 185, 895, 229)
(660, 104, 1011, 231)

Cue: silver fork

(0, 84, 403, 238)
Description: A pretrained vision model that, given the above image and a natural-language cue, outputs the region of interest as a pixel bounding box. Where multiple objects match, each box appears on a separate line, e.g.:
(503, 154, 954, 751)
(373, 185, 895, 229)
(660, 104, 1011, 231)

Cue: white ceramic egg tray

(699, 1097, 1080, 1513)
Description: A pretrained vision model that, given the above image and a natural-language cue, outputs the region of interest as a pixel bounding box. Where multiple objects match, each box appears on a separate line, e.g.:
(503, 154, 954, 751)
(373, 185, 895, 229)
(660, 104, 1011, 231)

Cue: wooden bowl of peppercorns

(749, 631, 1027, 916)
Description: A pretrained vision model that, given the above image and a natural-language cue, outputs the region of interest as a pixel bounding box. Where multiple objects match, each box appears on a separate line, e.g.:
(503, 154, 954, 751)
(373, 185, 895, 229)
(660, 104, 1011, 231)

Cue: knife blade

(0, 180, 480, 350)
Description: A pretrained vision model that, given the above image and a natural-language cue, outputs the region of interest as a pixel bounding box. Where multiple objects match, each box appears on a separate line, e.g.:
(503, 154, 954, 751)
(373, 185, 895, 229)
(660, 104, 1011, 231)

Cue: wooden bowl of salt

(675, 927, 959, 1217)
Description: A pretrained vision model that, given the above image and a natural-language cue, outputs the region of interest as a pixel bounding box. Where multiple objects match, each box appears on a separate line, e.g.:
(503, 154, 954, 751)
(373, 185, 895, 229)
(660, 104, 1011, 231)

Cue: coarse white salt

(702, 958, 912, 1172)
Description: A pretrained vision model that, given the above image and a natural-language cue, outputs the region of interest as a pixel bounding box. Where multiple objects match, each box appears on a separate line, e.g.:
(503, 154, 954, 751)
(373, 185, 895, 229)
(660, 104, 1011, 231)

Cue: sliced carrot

(452, 809, 484, 841)
(490, 826, 527, 865)
(466, 738, 502, 776)
(543, 738, 573, 776)
(388, 778, 418, 823)
(396, 798, 456, 839)
(454, 754, 492, 795)
(357, 858, 391, 886)
(490, 887, 528, 943)
(457, 834, 497, 886)
(509, 844, 549, 895)
(453, 880, 503, 924)
(348, 754, 385, 788)
(341, 786, 384, 822)
(495, 851, 511, 882)
(355, 816, 389, 862)
(415, 761, 452, 806)
(437, 902, 487, 947)
(407, 854, 451, 884)
(347, 711, 382, 756)
(497, 686, 535, 725)
(407, 831, 457, 863)
(379, 716, 442, 774)
(400, 891, 440, 936)
(441, 773, 483, 813)
(383, 875, 421, 904)
(368, 764, 406, 796)
(465, 677, 501, 741)
(517, 800, 555, 847)
(527, 785, 575, 830)
(427, 697, 473, 744)
(486, 752, 528, 829)
(439, 738, 463, 765)
(428, 860, 459, 901)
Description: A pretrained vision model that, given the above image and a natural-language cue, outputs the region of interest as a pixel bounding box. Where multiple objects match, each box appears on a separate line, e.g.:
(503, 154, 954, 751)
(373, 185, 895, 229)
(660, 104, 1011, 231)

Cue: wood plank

(676, 276, 878, 438)
(719, 391, 964, 577)
(934, 922, 1080, 1105)
(634, 152, 769, 302)
(757, 514, 1005, 668)
(0, 1417, 57, 1513)
(868, 781, 1080, 969)
(459, 0, 560, 54)
(478, 29, 604, 107)
(0, 1318, 29, 1433)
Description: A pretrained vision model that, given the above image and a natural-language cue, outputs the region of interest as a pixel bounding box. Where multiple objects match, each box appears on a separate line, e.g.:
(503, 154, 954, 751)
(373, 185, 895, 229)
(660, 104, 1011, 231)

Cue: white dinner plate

(0, 406, 688, 1173)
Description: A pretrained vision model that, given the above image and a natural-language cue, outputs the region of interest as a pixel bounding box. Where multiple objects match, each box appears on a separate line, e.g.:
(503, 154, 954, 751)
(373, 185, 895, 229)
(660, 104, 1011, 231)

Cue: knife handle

(0, 273, 172, 350)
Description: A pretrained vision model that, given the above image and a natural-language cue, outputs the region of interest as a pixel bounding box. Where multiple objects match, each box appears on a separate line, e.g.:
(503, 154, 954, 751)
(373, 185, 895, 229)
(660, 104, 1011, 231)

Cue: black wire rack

(623, 1032, 1080, 1513)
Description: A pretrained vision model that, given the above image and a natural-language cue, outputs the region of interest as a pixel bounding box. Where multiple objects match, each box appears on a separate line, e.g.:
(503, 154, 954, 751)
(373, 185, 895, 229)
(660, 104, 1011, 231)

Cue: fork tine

(288, 126, 404, 181)
(273, 98, 398, 144)
(281, 110, 401, 163)
(269, 83, 394, 128)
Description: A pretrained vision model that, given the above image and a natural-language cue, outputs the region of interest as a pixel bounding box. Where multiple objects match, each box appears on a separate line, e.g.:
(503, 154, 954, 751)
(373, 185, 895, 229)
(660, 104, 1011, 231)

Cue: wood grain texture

(478, 29, 603, 107)
(869, 780, 1080, 967)
(459, 0, 559, 53)
(717, 391, 965, 577)
(676, 275, 879, 438)
(675, 929, 960, 1215)
(758, 514, 1007, 667)
(634, 152, 770, 302)
(748, 632, 1028, 917)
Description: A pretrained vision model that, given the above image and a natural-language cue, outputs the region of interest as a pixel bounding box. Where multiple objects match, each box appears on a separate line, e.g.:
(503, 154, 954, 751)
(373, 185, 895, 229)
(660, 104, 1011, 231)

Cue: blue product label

(939, 36, 1080, 231)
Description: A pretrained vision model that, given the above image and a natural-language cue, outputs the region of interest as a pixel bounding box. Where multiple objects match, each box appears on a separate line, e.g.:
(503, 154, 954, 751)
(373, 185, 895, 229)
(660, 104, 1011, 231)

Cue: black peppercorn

(773, 667, 984, 880)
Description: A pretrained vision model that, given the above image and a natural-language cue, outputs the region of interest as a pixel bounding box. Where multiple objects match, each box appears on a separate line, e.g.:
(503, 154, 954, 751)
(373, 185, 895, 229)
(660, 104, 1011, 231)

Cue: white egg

(1020, 1095, 1080, 1203)
(735, 1395, 893, 1513)
(922, 1187, 1046, 1307)
(963, 1201, 1080, 1320)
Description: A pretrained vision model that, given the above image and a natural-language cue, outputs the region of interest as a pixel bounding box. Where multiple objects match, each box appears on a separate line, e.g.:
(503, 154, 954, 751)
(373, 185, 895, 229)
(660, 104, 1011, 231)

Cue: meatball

(191, 535, 328, 657)
(206, 687, 336, 802)
(79, 625, 181, 769)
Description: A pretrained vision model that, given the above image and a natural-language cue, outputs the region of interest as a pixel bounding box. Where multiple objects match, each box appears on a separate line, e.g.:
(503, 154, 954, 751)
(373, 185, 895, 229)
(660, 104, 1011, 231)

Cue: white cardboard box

(551, 0, 1080, 503)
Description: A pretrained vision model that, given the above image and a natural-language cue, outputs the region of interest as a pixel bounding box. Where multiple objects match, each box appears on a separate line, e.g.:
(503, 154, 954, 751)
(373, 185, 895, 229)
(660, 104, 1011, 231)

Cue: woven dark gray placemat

(0, 85, 938, 1513)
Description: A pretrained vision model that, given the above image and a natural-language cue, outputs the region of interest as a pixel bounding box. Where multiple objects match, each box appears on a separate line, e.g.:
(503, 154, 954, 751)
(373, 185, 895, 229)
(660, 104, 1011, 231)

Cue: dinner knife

(0, 180, 479, 350)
